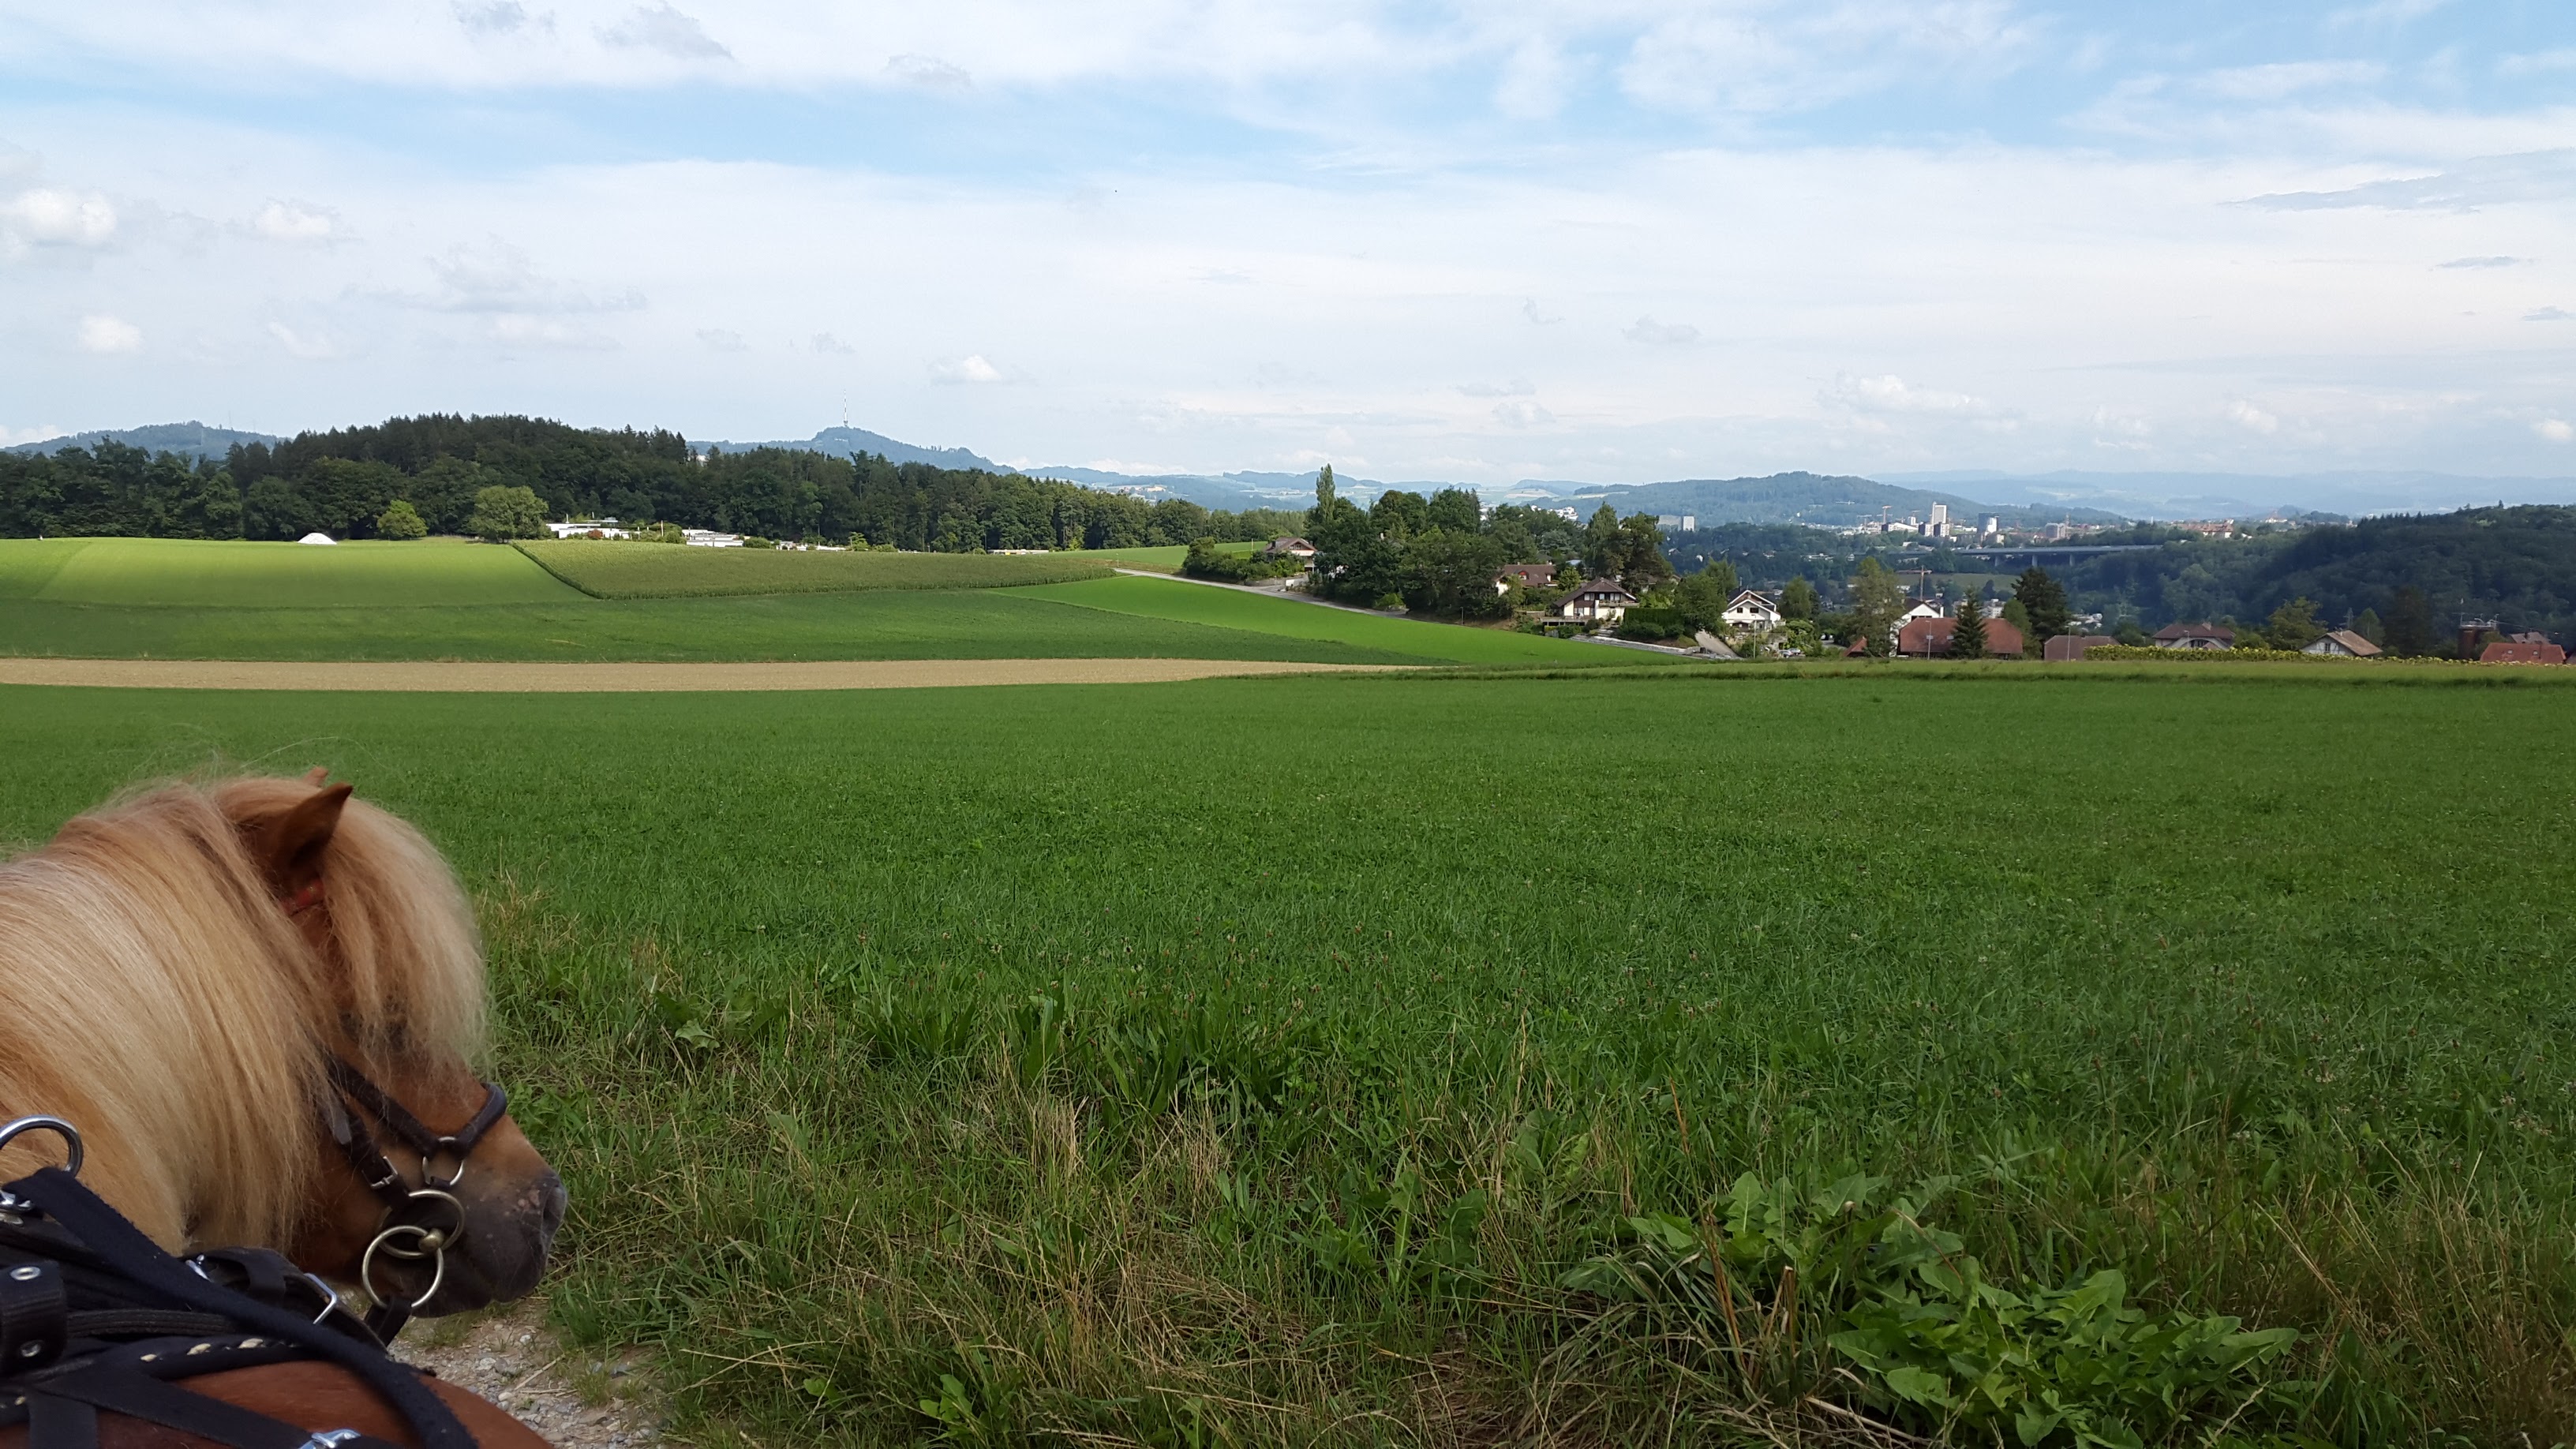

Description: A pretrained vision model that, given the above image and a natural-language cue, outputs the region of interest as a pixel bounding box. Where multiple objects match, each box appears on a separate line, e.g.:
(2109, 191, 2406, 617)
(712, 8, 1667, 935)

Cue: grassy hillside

(0, 593, 1421, 664)
(1078, 541, 1262, 573)
(1015, 574, 1620, 665)
(4, 669, 2561, 1444)
(0, 537, 577, 606)
(516, 541, 1113, 599)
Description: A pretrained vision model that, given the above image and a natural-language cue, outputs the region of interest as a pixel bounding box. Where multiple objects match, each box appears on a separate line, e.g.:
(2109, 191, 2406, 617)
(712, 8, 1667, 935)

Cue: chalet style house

(1721, 590, 1782, 631)
(2302, 630, 2382, 657)
(1548, 578, 1638, 624)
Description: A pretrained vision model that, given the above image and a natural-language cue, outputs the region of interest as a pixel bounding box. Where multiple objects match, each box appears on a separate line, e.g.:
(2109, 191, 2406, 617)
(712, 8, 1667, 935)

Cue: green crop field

(0, 592, 1422, 664)
(516, 541, 1114, 598)
(3, 669, 2570, 1447)
(0, 537, 578, 607)
(1017, 575, 1621, 665)
(1080, 541, 1263, 573)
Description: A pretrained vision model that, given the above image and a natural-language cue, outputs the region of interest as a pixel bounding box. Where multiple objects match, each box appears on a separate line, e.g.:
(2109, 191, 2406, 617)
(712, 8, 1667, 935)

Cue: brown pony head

(0, 772, 562, 1318)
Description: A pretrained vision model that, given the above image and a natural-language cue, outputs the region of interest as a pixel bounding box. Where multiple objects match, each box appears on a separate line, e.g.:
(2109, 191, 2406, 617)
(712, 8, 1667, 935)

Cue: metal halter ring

(0, 1117, 84, 1177)
(360, 1221, 452, 1314)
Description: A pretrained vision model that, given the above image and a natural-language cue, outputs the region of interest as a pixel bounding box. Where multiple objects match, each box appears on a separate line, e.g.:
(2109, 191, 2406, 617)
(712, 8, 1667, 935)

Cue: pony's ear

(243, 783, 354, 898)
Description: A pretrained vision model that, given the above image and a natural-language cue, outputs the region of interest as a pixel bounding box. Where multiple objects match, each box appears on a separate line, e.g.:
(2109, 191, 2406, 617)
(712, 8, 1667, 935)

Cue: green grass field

(1018, 575, 1618, 665)
(0, 539, 1632, 666)
(2, 670, 2568, 1446)
(1077, 541, 1263, 573)
(515, 541, 1114, 598)
(0, 593, 1425, 663)
(0, 537, 578, 606)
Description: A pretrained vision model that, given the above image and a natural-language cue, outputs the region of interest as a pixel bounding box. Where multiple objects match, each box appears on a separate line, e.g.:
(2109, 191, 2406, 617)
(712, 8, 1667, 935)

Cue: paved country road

(0, 658, 1415, 691)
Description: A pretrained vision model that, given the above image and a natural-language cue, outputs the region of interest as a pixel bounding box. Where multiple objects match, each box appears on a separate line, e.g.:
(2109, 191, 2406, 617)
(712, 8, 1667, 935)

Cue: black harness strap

(12, 1169, 474, 1449)
(0, 1256, 67, 1368)
(30, 1365, 402, 1449)
(24, 1389, 95, 1449)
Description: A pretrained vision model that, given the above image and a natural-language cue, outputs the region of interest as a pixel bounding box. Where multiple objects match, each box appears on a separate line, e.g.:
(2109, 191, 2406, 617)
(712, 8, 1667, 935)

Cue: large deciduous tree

(1851, 557, 1904, 657)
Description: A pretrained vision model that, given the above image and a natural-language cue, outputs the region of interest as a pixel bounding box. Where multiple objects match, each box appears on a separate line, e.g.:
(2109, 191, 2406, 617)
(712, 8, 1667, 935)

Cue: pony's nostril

(537, 1170, 567, 1241)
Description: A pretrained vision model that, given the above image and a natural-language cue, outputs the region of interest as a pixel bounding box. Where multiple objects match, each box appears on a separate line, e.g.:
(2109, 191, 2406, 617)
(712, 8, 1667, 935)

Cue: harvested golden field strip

(0, 657, 1413, 692)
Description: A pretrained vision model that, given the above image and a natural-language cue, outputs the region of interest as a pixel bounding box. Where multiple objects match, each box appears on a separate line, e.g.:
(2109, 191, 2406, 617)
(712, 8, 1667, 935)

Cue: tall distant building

(1929, 502, 1950, 538)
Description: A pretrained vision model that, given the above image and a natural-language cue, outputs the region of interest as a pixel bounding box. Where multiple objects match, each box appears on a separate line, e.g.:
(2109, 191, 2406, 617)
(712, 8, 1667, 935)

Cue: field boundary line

(0, 657, 1421, 693)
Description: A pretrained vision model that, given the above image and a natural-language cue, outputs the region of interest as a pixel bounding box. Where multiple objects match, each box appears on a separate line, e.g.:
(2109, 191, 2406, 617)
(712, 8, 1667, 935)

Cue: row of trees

(0, 416, 1306, 549)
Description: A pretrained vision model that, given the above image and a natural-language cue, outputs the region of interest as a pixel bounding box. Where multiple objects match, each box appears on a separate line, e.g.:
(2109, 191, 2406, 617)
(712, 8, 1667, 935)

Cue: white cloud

(2499, 49, 2576, 77)
(810, 331, 855, 354)
(1522, 298, 1562, 325)
(453, 1, 541, 37)
(2228, 399, 2280, 434)
(1458, 378, 1534, 397)
(597, 3, 726, 60)
(252, 200, 339, 243)
(2194, 60, 2385, 102)
(487, 315, 618, 349)
(2436, 256, 2525, 268)
(1827, 374, 1992, 416)
(696, 328, 746, 351)
(1490, 399, 1553, 428)
(410, 238, 642, 314)
(1619, 1, 2036, 117)
(266, 320, 338, 358)
(886, 54, 971, 90)
(931, 353, 1006, 384)
(77, 315, 141, 354)
(1624, 315, 1698, 345)
(2537, 419, 2574, 444)
(2525, 306, 2571, 321)
(6, 189, 117, 247)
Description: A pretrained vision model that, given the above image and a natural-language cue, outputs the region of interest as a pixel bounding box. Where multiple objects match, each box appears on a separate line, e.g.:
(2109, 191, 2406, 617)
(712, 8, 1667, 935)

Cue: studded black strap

(0, 1256, 66, 1370)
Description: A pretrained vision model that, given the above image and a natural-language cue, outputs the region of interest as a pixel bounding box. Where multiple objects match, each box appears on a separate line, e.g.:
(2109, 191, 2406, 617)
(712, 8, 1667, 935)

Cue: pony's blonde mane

(0, 776, 485, 1250)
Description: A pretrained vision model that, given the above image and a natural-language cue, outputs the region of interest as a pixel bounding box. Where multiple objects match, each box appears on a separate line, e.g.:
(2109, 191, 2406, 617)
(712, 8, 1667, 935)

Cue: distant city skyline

(2, 0, 2571, 485)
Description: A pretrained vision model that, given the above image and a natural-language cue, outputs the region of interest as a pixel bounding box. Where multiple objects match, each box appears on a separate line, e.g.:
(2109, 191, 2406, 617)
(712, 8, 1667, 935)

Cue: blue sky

(2, 0, 2570, 483)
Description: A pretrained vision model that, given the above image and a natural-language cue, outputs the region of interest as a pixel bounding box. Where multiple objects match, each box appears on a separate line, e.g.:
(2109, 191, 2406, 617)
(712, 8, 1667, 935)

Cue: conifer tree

(1949, 591, 1988, 657)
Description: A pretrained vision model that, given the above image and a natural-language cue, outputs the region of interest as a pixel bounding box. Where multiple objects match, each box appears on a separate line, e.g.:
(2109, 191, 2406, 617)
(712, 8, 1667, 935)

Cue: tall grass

(1, 672, 2568, 1444)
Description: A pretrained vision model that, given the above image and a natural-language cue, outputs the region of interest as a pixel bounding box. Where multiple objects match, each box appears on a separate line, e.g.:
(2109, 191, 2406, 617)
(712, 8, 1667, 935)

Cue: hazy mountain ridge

(1882, 469, 2576, 520)
(5, 421, 281, 461)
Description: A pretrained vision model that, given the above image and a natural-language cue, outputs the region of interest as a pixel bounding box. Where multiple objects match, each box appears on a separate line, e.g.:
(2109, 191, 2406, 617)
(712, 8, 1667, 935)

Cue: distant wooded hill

(0, 414, 1299, 550)
(3, 421, 279, 462)
(1551, 472, 2125, 530)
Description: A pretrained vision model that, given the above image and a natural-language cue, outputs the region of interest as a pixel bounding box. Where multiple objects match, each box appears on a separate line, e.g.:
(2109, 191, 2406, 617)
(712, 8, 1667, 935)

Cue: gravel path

(0, 657, 1410, 691)
(400, 1305, 663, 1449)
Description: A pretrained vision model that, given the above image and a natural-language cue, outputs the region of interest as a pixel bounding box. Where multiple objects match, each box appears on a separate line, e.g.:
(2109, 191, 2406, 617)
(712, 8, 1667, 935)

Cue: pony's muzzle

(386, 1166, 566, 1315)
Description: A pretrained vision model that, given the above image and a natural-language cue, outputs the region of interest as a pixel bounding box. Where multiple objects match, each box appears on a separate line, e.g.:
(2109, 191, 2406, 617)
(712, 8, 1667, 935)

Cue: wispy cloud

(77, 315, 140, 354)
(2436, 255, 2525, 268)
(2240, 149, 2576, 212)
(1624, 316, 1698, 345)
(931, 354, 1008, 384)
(597, 2, 726, 61)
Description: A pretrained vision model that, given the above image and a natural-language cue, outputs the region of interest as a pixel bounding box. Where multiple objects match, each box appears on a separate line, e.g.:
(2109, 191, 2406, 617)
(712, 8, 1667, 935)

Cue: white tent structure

(297, 533, 336, 545)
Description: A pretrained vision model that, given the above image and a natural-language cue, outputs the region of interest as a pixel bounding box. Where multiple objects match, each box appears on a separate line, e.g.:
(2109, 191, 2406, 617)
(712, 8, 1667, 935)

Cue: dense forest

(0, 414, 1302, 550)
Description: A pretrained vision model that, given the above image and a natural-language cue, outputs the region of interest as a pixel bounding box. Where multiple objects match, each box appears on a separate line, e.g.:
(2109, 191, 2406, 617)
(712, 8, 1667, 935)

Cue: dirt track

(0, 657, 1413, 692)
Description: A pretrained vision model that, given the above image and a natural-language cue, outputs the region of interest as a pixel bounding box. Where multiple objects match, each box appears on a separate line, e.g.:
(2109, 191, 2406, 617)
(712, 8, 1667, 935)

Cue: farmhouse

(2155, 623, 2234, 650)
(2481, 639, 2567, 665)
(2303, 630, 2382, 658)
(2043, 634, 2120, 661)
(1548, 578, 1637, 625)
(1897, 600, 1943, 626)
(1898, 616, 2026, 658)
(1493, 562, 1556, 593)
(1266, 537, 1316, 560)
(545, 519, 630, 539)
(1721, 590, 1782, 631)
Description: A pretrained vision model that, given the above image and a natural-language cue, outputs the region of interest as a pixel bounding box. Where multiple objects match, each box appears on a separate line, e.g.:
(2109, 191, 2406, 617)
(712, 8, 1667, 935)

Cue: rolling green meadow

(0, 539, 1613, 666)
(3, 668, 2572, 1446)
(515, 541, 1115, 598)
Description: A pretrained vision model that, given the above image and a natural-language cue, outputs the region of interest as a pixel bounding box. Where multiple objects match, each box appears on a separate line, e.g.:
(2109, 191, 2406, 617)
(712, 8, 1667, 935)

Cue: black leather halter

(320, 1061, 507, 1344)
